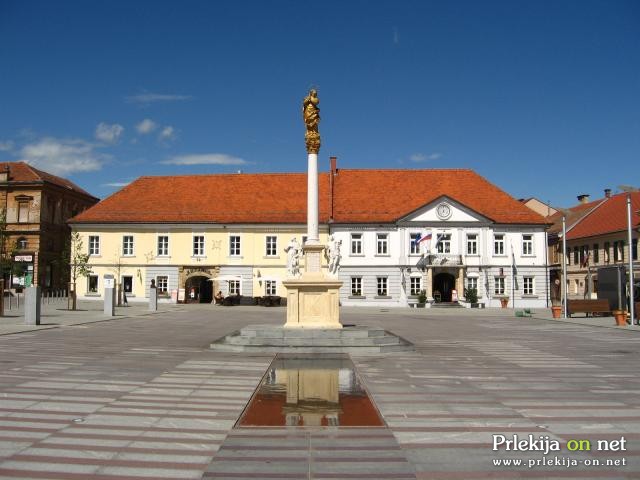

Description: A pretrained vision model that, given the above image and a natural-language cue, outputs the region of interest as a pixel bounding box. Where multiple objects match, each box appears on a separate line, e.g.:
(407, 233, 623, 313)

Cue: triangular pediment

(400, 196, 491, 223)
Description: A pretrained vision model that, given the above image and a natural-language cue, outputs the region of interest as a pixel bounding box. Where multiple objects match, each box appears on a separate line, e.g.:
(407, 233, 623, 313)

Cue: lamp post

(627, 195, 635, 324)
(562, 216, 568, 319)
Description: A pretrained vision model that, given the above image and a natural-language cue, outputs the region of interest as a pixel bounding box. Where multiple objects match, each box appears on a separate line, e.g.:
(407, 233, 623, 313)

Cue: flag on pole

(414, 232, 432, 245)
(511, 243, 519, 290)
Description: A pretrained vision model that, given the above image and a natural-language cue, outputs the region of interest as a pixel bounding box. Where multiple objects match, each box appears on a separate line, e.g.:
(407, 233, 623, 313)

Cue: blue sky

(0, 0, 638, 207)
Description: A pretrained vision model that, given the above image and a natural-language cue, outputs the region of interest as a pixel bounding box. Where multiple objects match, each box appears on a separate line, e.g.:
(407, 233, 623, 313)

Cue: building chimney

(604, 188, 611, 198)
(577, 194, 590, 204)
(329, 156, 337, 221)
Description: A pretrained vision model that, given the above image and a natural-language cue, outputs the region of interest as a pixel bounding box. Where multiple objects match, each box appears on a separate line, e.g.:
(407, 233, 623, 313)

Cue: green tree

(69, 232, 92, 310)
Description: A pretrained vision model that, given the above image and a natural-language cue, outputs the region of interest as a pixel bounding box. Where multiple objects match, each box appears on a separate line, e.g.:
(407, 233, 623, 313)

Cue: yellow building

(70, 173, 330, 303)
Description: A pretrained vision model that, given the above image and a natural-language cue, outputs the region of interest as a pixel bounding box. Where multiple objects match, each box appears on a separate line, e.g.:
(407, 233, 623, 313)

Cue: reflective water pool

(237, 354, 385, 427)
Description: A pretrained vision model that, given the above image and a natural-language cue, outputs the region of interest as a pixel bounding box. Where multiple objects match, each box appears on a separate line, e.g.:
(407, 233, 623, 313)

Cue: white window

(436, 234, 451, 253)
(466, 234, 478, 255)
(494, 234, 505, 255)
(377, 277, 388, 296)
(229, 235, 241, 256)
(157, 236, 169, 256)
(17, 237, 28, 249)
(465, 277, 478, 292)
(89, 236, 100, 255)
(522, 234, 533, 255)
(265, 280, 276, 296)
(351, 233, 363, 255)
(122, 235, 134, 256)
(410, 277, 422, 296)
(265, 236, 277, 256)
(351, 277, 362, 296)
(410, 233, 421, 255)
(376, 233, 388, 255)
(88, 275, 98, 293)
(494, 276, 505, 295)
(156, 276, 168, 294)
(523, 276, 534, 295)
(193, 235, 205, 256)
(228, 280, 240, 295)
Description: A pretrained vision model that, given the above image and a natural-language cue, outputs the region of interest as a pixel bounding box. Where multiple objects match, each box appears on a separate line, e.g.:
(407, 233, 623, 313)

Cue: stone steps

(210, 324, 414, 355)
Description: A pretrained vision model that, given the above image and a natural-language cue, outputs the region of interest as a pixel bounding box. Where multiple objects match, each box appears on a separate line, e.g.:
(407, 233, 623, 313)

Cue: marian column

(282, 89, 342, 328)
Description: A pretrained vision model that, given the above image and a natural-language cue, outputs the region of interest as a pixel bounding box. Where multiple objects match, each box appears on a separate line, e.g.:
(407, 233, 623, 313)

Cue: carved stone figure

(326, 235, 342, 275)
(302, 89, 321, 153)
(284, 237, 302, 277)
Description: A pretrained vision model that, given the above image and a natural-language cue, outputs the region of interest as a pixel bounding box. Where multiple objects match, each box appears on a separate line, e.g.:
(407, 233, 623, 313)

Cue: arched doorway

(433, 272, 456, 302)
(185, 275, 213, 303)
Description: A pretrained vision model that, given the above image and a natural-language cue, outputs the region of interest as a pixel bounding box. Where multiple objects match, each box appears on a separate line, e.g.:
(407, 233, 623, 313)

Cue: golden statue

(303, 89, 321, 154)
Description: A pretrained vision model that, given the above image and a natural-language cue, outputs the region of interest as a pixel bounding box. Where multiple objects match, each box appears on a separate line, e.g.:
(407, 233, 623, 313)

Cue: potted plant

(464, 287, 479, 308)
(613, 309, 627, 326)
(417, 289, 427, 308)
(551, 298, 562, 319)
(499, 296, 509, 308)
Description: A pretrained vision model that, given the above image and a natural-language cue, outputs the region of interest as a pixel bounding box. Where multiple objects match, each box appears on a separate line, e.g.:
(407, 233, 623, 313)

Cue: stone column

(149, 287, 158, 311)
(24, 285, 41, 325)
(456, 267, 465, 299)
(307, 153, 319, 245)
(425, 268, 433, 301)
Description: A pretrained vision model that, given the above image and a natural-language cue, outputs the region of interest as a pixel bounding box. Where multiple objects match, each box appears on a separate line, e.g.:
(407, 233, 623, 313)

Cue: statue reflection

(238, 356, 383, 427)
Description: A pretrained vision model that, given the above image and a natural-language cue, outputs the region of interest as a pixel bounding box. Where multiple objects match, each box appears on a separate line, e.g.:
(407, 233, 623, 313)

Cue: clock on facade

(436, 202, 452, 220)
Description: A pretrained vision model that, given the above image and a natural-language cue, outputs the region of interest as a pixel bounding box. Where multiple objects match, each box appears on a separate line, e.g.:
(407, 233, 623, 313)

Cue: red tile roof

(0, 161, 97, 199)
(546, 197, 608, 234)
(69, 168, 547, 225)
(332, 169, 547, 224)
(70, 173, 330, 224)
(566, 191, 640, 240)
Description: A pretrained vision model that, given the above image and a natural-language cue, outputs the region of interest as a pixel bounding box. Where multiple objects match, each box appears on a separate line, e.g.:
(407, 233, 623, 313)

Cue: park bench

(567, 299, 610, 317)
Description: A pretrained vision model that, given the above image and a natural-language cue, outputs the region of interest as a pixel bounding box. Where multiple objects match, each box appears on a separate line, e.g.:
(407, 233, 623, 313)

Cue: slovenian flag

(415, 232, 432, 245)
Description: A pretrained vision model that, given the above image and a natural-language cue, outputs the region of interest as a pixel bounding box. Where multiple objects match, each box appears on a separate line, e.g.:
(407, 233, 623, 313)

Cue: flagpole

(627, 195, 635, 325)
(562, 216, 568, 319)
(511, 242, 516, 311)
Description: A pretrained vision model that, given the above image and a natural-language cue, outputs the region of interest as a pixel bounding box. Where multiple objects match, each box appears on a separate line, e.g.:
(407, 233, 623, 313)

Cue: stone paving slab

(0, 305, 639, 479)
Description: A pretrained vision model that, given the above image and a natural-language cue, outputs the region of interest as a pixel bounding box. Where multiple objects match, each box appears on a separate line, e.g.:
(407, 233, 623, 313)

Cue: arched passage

(185, 275, 213, 303)
(433, 272, 456, 303)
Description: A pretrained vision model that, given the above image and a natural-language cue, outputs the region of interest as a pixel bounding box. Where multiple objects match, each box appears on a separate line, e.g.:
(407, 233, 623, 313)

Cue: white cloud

(160, 153, 247, 166)
(136, 118, 157, 135)
(126, 92, 193, 105)
(0, 140, 14, 152)
(159, 125, 175, 141)
(102, 181, 130, 187)
(95, 122, 124, 144)
(410, 152, 442, 163)
(18, 137, 105, 175)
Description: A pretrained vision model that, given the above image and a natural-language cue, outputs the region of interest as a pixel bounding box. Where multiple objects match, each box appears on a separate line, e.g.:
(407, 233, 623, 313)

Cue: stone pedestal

(25, 286, 41, 325)
(104, 274, 116, 316)
(283, 243, 343, 329)
(282, 278, 342, 329)
(149, 286, 158, 311)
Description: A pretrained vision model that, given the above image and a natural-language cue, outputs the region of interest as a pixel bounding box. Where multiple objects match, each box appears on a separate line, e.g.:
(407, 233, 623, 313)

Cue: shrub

(464, 287, 478, 304)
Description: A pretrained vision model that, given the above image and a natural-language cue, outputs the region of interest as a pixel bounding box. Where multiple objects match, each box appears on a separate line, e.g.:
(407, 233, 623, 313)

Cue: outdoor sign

(14, 255, 33, 262)
(104, 278, 115, 289)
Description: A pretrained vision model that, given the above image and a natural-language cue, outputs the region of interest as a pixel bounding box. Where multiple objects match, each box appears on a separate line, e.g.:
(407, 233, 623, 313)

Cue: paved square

(0, 304, 638, 479)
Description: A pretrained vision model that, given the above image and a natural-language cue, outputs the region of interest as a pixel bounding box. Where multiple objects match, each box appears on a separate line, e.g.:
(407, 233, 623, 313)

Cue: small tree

(69, 232, 92, 310)
(109, 250, 124, 306)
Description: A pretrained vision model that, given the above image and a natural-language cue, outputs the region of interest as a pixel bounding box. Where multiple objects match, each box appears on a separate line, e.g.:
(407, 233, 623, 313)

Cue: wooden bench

(567, 299, 610, 317)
